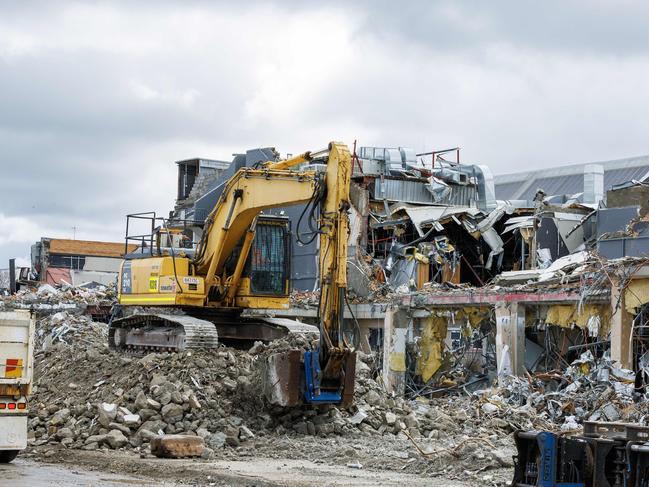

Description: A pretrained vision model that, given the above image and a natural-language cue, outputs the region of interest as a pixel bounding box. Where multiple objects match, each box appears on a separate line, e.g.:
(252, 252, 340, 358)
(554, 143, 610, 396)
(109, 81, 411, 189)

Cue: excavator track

(109, 313, 219, 352)
(109, 310, 320, 353)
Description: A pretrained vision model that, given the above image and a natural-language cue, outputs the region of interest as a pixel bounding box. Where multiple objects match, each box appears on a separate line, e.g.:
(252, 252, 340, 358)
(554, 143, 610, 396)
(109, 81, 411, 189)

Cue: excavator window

(247, 220, 289, 295)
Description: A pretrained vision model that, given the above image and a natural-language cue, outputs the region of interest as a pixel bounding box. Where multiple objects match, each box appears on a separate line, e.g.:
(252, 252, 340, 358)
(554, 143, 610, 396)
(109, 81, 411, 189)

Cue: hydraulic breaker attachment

(583, 421, 649, 485)
(262, 348, 356, 408)
(511, 424, 649, 487)
(512, 431, 559, 487)
(578, 436, 616, 487)
(584, 420, 635, 440)
(303, 349, 356, 406)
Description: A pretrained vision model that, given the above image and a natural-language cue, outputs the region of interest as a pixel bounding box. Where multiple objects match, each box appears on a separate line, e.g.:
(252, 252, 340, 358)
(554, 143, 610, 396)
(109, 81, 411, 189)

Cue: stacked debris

(289, 290, 320, 308)
(20, 281, 624, 482)
(30, 331, 419, 450)
(31, 337, 271, 452)
(290, 283, 390, 308)
(36, 310, 107, 350)
(465, 350, 643, 435)
(24, 304, 514, 479)
(0, 282, 116, 312)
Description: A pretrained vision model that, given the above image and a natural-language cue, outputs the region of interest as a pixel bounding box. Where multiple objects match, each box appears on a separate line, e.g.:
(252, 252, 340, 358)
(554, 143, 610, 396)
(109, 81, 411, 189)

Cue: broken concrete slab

(150, 434, 205, 458)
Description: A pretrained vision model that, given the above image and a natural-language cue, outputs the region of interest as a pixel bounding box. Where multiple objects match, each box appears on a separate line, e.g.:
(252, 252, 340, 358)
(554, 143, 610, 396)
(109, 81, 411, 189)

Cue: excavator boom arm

(266, 143, 352, 351)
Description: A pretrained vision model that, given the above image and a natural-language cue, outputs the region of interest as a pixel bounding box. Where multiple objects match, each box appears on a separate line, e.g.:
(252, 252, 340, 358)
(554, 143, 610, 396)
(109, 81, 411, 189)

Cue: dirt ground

(19, 446, 512, 486)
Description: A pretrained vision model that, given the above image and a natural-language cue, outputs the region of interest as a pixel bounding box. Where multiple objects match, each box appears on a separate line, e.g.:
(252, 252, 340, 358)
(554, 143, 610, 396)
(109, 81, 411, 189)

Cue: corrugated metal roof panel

(517, 174, 583, 200)
(495, 162, 649, 201)
(494, 181, 522, 200)
(373, 179, 434, 204)
(496, 155, 649, 183)
(604, 167, 649, 188)
(48, 239, 135, 258)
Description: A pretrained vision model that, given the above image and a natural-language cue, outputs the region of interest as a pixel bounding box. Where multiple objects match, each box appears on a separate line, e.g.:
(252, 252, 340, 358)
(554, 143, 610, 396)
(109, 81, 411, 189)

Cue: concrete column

(355, 318, 375, 354)
(382, 307, 408, 395)
(610, 281, 633, 369)
(495, 302, 526, 378)
(9, 258, 16, 294)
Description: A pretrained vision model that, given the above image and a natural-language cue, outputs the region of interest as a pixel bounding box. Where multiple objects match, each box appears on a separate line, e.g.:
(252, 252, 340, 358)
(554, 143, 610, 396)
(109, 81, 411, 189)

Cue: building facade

(31, 238, 136, 286)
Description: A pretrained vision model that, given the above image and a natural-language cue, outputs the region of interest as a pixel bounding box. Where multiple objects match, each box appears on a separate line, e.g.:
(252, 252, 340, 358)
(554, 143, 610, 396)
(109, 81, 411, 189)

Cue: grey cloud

(1, 1, 649, 266)
(321, 0, 649, 56)
(0, 53, 242, 139)
(129, 0, 649, 56)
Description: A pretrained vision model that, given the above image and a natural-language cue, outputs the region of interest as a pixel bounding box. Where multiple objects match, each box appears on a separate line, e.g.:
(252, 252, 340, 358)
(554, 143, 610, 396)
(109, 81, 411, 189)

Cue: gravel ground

(23, 446, 513, 486)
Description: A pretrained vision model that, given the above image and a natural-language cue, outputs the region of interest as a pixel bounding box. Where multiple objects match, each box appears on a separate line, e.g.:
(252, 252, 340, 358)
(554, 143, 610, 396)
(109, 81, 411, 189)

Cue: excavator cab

(227, 215, 291, 307)
(117, 213, 291, 309)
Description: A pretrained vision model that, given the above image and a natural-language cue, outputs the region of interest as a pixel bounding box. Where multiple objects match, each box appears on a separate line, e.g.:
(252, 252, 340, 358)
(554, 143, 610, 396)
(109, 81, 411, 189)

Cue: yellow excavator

(110, 142, 356, 406)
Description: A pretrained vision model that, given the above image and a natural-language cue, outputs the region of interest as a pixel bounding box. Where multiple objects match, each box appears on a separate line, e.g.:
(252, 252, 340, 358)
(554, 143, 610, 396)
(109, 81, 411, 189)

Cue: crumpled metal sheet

(481, 227, 504, 269)
(400, 206, 482, 237)
(502, 215, 535, 234)
(388, 258, 417, 289)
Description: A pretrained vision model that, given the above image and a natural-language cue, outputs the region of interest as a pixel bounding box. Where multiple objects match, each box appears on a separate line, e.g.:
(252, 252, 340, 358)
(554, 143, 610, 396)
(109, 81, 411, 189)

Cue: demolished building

(30, 238, 137, 286)
(159, 146, 649, 401)
(10, 146, 649, 486)
(12, 145, 649, 485)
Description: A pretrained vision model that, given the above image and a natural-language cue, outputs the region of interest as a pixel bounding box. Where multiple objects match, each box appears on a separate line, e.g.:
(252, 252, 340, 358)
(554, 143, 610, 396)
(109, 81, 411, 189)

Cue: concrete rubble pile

(30, 345, 265, 454)
(15, 285, 513, 480)
(18, 269, 647, 482)
(289, 290, 320, 309)
(290, 281, 391, 307)
(0, 281, 116, 312)
(36, 310, 107, 350)
(29, 322, 412, 449)
(467, 350, 647, 435)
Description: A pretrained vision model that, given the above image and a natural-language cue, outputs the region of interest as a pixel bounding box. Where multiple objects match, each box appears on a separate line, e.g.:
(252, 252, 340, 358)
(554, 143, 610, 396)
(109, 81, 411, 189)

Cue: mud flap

(262, 350, 303, 407)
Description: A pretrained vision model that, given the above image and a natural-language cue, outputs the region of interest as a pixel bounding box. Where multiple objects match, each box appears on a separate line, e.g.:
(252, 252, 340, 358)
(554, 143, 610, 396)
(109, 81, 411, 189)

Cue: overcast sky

(1, 0, 649, 266)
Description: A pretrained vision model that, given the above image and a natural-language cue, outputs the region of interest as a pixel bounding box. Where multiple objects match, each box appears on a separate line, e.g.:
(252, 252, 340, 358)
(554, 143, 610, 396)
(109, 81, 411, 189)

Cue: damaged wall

(544, 304, 610, 336)
(495, 303, 525, 378)
(417, 315, 448, 382)
(32, 238, 136, 286)
(607, 184, 649, 217)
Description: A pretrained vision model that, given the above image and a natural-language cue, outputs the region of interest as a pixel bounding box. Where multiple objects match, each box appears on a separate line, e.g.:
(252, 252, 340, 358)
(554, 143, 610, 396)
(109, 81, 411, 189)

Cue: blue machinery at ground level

(303, 349, 343, 404)
(512, 422, 649, 486)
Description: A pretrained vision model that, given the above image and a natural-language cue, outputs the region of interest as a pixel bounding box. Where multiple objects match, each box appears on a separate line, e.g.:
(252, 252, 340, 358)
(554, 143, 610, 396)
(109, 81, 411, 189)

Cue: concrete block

(150, 434, 205, 458)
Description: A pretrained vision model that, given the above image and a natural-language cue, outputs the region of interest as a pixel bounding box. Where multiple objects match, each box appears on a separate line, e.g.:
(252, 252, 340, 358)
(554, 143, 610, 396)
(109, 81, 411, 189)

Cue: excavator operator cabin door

(247, 216, 290, 297)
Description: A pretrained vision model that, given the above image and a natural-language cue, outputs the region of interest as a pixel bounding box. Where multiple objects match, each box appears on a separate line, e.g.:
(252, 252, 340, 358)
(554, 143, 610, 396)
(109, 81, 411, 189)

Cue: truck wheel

(0, 450, 19, 463)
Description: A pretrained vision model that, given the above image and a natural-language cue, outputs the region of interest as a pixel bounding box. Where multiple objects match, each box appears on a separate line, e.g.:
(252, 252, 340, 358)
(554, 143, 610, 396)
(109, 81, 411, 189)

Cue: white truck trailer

(0, 310, 34, 463)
